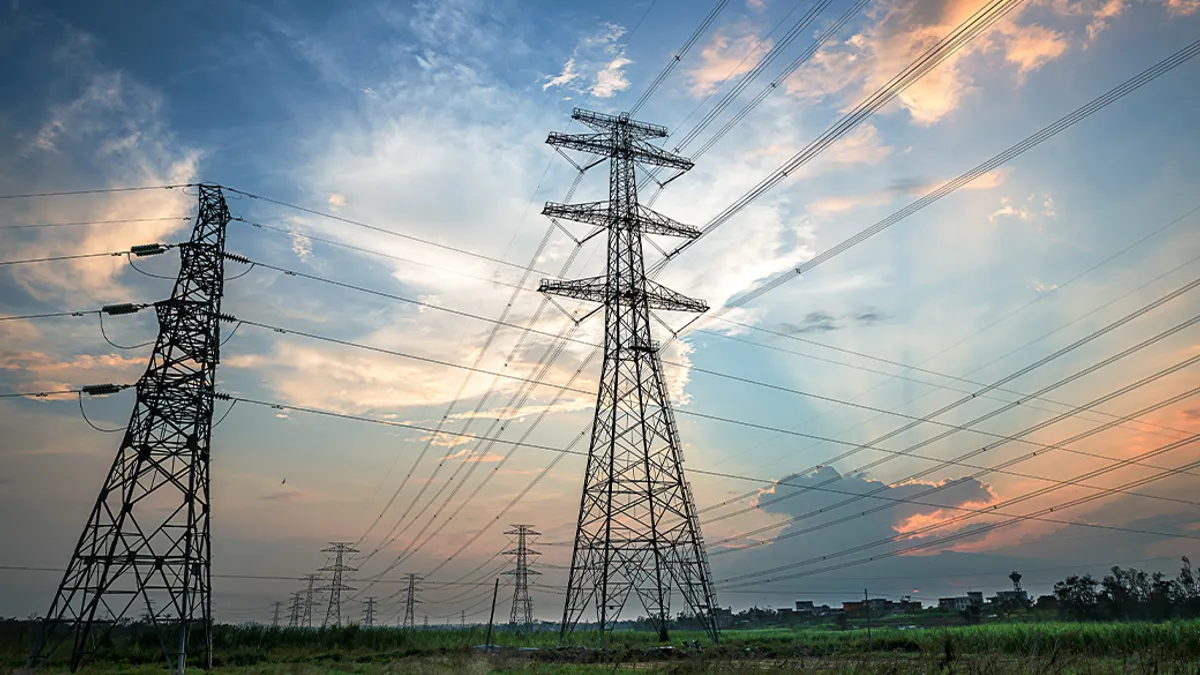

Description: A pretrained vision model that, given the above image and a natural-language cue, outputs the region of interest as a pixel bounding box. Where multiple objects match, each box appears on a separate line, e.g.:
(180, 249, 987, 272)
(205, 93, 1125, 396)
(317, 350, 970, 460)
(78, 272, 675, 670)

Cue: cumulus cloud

(685, 29, 767, 96)
(541, 22, 634, 99)
(710, 466, 999, 579)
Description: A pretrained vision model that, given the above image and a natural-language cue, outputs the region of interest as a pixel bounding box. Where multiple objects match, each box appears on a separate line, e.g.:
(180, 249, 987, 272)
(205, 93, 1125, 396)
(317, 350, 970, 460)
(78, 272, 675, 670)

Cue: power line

(0, 184, 197, 200)
(676, 36, 1200, 325)
(0, 216, 191, 231)
(628, 0, 730, 115)
(219, 186, 561, 277)
(654, 0, 1028, 268)
(718, 435, 1200, 589)
(706, 352, 1200, 554)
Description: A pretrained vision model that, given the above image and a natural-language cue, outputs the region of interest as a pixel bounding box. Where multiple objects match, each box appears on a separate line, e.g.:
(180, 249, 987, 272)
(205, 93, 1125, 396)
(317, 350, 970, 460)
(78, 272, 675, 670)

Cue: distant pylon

(27, 185, 232, 673)
(401, 574, 420, 629)
(503, 525, 541, 628)
(540, 109, 719, 642)
(363, 597, 377, 628)
(288, 592, 303, 628)
(272, 602, 282, 628)
(301, 573, 318, 628)
(319, 543, 358, 628)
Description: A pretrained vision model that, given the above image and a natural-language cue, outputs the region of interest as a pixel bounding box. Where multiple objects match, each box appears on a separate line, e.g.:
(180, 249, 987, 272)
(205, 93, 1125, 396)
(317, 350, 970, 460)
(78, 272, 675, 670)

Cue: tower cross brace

(504, 524, 541, 628)
(319, 543, 358, 628)
(540, 108, 719, 642)
(27, 185, 231, 674)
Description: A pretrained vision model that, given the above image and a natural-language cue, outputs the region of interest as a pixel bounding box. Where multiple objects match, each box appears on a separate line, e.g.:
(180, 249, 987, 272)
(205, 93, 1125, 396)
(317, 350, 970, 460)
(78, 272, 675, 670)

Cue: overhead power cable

(628, 0, 731, 115)
(693, 275, 1200, 520)
(702, 237, 1200, 498)
(219, 186, 561, 278)
(671, 36, 1200, 327)
(0, 216, 191, 231)
(0, 184, 197, 200)
(705, 333, 1200, 548)
(718, 433, 1200, 589)
(242, 253, 1183, 450)
(653, 0, 1029, 268)
(212, 393, 1200, 558)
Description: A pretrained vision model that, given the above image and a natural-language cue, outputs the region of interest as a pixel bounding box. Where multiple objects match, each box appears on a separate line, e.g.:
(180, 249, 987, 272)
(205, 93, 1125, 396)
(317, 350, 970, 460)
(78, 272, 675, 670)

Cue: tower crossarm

(539, 277, 707, 313)
(543, 202, 700, 239)
(547, 133, 694, 171)
(570, 108, 668, 138)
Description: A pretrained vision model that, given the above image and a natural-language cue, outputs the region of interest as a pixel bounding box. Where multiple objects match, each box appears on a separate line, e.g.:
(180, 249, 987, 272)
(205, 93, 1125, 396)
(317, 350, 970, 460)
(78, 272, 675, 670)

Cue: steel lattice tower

(540, 109, 719, 642)
(301, 573, 318, 628)
(503, 525, 541, 628)
(319, 543, 358, 628)
(401, 574, 420, 629)
(27, 185, 231, 673)
(288, 592, 303, 629)
(362, 597, 377, 627)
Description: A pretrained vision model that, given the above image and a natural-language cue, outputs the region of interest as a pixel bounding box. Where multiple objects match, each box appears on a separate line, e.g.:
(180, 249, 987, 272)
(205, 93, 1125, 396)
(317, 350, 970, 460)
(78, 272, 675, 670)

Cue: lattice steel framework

(541, 109, 719, 642)
(319, 543, 358, 628)
(503, 525, 541, 627)
(27, 185, 231, 673)
(401, 574, 421, 629)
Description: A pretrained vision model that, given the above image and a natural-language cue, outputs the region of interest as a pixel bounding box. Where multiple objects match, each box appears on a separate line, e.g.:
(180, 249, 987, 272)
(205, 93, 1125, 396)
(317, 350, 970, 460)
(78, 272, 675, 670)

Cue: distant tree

(958, 604, 982, 625)
(1054, 574, 1099, 620)
(1100, 566, 1152, 620)
(834, 613, 849, 631)
(1033, 595, 1058, 613)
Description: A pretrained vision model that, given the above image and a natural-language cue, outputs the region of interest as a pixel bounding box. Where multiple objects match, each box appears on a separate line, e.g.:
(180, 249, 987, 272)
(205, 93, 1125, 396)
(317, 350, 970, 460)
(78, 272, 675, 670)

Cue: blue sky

(1, 0, 1199, 624)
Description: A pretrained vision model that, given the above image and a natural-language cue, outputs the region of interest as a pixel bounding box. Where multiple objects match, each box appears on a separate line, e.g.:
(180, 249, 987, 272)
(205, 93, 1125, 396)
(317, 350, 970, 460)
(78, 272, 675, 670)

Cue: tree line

(1045, 557, 1200, 621)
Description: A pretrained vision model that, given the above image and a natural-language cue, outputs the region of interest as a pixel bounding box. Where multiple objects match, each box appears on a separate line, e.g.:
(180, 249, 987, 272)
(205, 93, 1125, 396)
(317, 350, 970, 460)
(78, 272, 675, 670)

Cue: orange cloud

(686, 29, 768, 97)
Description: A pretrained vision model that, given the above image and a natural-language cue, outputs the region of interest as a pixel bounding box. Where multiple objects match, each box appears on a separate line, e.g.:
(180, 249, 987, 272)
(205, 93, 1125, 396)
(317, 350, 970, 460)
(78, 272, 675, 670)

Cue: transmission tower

(288, 592, 303, 629)
(503, 525, 541, 628)
(27, 185, 232, 673)
(271, 602, 282, 628)
(363, 597, 377, 628)
(540, 109, 719, 642)
(301, 573, 318, 628)
(401, 574, 420, 629)
(319, 543, 358, 628)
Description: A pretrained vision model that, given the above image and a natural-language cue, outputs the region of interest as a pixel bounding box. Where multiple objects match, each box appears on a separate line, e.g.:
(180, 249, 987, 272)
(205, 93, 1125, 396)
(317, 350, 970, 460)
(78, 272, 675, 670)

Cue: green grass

(5, 621, 1200, 674)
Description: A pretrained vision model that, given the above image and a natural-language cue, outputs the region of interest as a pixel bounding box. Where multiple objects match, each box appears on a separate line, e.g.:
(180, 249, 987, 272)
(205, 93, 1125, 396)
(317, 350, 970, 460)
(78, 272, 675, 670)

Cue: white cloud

(591, 55, 633, 98)
(543, 57, 580, 90)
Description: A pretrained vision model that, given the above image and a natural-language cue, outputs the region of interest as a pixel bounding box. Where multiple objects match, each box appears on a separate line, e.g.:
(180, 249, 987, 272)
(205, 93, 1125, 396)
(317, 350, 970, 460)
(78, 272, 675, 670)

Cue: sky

(1, 0, 1199, 626)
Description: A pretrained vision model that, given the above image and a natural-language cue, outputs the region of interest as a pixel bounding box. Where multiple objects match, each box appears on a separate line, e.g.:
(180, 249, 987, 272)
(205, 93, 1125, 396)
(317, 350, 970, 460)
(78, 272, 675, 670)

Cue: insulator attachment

(214, 392, 232, 401)
(217, 313, 238, 323)
(82, 384, 123, 396)
(223, 252, 250, 264)
(130, 243, 167, 257)
(102, 303, 142, 316)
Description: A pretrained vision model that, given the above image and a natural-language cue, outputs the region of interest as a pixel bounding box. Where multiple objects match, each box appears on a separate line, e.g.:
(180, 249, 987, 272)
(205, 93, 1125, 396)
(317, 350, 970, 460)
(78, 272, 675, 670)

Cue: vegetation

(4, 620, 1200, 674)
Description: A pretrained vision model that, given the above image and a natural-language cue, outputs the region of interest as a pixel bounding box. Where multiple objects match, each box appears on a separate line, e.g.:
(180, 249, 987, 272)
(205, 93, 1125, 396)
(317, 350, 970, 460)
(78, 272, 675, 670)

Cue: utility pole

(319, 543, 358, 628)
(865, 588, 872, 651)
(27, 185, 232, 674)
(401, 574, 421, 629)
(423, 615, 429, 629)
(363, 597, 376, 628)
(541, 109, 718, 643)
(272, 602, 282, 628)
(460, 610, 465, 628)
(504, 525, 541, 629)
(301, 574, 318, 628)
(288, 592, 303, 629)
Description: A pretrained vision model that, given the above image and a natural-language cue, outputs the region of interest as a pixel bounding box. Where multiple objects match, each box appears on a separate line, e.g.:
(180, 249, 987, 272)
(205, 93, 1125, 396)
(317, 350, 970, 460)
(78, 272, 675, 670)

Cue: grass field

(4, 620, 1200, 674)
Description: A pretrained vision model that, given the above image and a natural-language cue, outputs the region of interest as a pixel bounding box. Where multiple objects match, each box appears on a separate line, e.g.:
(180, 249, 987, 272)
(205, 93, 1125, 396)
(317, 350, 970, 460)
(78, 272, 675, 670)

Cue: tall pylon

(540, 109, 718, 642)
(363, 597, 377, 627)
(401, 574, 420, 629)
(319, 543, 358, 628)
(27, 185, 232, 673)
(301, 573, 318, 628)
(271, 602, 282, 628)
(288, 592, 303, 629)
(503, 525, 541, 628)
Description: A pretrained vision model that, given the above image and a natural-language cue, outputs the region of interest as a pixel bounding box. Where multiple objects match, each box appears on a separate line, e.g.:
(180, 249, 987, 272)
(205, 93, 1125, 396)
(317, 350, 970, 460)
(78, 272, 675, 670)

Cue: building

(938, 592, 984, 612)
(795, 600, 814, 613)
(990, 589, 1030, 606)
